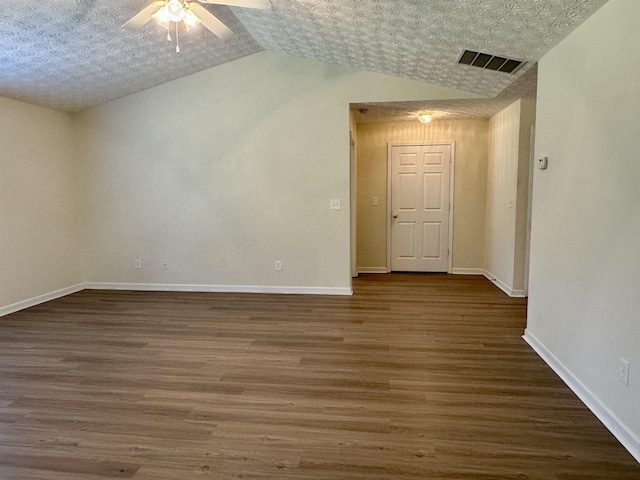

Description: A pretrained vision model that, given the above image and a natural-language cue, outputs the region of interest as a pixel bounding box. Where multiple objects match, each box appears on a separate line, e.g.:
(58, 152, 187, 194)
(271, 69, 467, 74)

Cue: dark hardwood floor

(0, 274, 638, 479)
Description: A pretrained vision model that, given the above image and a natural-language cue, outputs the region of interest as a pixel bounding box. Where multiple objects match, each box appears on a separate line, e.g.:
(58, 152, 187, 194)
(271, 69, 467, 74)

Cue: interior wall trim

(451, 268, 484, 275)
(483, 270, 526, 298)
(523, 329, 640, 464)
(0, 281, 354, 318)
(84, 283, 353, 296)
(0, 283, 85, 318)
(357, 267, 389, 274)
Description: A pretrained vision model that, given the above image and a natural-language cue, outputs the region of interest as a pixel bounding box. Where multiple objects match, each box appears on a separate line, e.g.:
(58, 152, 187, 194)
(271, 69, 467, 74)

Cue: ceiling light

(124, 0, 272, 54)
(152, 0, 186, 28)
(166, 0, 186, 22)
(150, 1, 202, 53)
(151, 5, 172, 28)
(183, 9, 202, 30)
(418, 114, 433, 123)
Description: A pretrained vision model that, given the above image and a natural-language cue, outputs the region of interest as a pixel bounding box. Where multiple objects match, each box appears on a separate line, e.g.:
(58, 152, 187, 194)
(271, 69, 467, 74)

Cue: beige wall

(527, 0, 639, 458)
(76, 51, 481, 293)
(0, 50, 481, 310)
(485, 98, 535, 295)
(355, 119, 489, 272)
(0, 97, 83, 312)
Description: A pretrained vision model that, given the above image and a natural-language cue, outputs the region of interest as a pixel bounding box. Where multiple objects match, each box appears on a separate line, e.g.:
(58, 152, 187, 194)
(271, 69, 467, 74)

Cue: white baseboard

(0, 283, 85, 318)
(523, 329, 640, 464)
(84, 282, 353, 296)
(357, 267, 389, 274)
(0, 282, 353, 318)
(483, 270, 527, 298)
(451, 268, 484, 275)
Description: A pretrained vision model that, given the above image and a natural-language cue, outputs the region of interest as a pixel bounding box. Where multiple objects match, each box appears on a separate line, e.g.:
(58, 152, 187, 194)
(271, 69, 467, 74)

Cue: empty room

(1, 0, 638, 478)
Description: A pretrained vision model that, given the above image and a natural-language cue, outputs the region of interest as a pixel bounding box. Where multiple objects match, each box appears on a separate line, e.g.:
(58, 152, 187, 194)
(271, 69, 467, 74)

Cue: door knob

(392, 214, 398, 218)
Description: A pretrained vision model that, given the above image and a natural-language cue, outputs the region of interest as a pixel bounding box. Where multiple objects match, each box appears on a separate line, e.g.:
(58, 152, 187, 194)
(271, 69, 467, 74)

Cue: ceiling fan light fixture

(151, 6, 171, 28)
(166, 0, 186, 22)
(124, 0, 273, 52)
(183, 9, 202, 30)
(152, 0, 186, 28)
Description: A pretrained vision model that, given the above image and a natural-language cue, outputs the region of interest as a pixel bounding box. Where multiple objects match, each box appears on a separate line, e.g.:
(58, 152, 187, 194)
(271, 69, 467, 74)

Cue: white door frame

(350, 132, 358, 278)
(387, 142, 455, 273)
(524, 125, 535, 295)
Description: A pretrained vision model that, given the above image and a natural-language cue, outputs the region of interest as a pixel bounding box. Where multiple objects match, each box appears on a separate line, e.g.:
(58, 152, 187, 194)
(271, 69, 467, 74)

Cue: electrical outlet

(620, 358, 630, 385)
(275, 260, 282, 271)
(162, 259, 168, 270)
(537, 156, 548, 170)
(372, 196, 379, 206)
(330, 199, 341, 210)
(134, 259, 142, 269)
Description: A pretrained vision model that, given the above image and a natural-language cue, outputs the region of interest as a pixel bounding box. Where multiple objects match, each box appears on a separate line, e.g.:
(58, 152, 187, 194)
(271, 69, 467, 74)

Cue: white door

(390, 144, 451, 272)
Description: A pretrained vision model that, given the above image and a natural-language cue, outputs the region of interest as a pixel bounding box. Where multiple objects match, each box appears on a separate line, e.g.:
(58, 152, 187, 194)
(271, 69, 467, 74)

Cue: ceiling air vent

(457, 50, 525, 74)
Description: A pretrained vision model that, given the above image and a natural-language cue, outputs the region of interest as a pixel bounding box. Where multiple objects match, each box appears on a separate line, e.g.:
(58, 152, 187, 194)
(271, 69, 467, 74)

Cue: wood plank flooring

(0, 273, 638, 479)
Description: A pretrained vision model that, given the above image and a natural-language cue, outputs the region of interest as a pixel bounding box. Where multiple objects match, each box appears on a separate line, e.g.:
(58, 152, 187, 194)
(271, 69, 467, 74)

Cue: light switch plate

(620, 358, 630, 385)
(330, 199, 341, 210)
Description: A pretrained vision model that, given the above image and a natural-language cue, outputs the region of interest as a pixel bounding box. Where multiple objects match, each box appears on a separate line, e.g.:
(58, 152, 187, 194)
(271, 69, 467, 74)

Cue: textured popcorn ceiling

(352, 64, 539, 123)
(0, 0, 607, 113)
(0, 1, 263, 112)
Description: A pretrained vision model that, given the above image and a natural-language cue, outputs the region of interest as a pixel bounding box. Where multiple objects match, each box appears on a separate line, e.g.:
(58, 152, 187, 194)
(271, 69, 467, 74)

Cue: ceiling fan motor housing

(165, 0, 185, 22)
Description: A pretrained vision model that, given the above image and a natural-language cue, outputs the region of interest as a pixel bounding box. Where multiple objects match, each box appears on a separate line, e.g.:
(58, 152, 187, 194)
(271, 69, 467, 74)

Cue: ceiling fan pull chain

(176, 21, 180, 53)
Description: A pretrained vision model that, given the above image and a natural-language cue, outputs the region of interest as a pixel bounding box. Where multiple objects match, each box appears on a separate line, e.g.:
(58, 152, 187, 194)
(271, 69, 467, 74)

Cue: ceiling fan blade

(122, 1, 166, 29)
(196, 0, 272, 10)
(190, 4, 235, 39)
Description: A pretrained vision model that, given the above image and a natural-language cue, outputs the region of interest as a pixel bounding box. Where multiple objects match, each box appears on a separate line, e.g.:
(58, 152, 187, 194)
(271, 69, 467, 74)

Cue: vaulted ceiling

(0, 0, 607, 115)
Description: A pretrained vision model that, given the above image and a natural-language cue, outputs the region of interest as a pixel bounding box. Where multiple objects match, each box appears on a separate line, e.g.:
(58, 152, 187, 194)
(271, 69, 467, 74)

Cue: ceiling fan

(123, 0, 271, 53)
